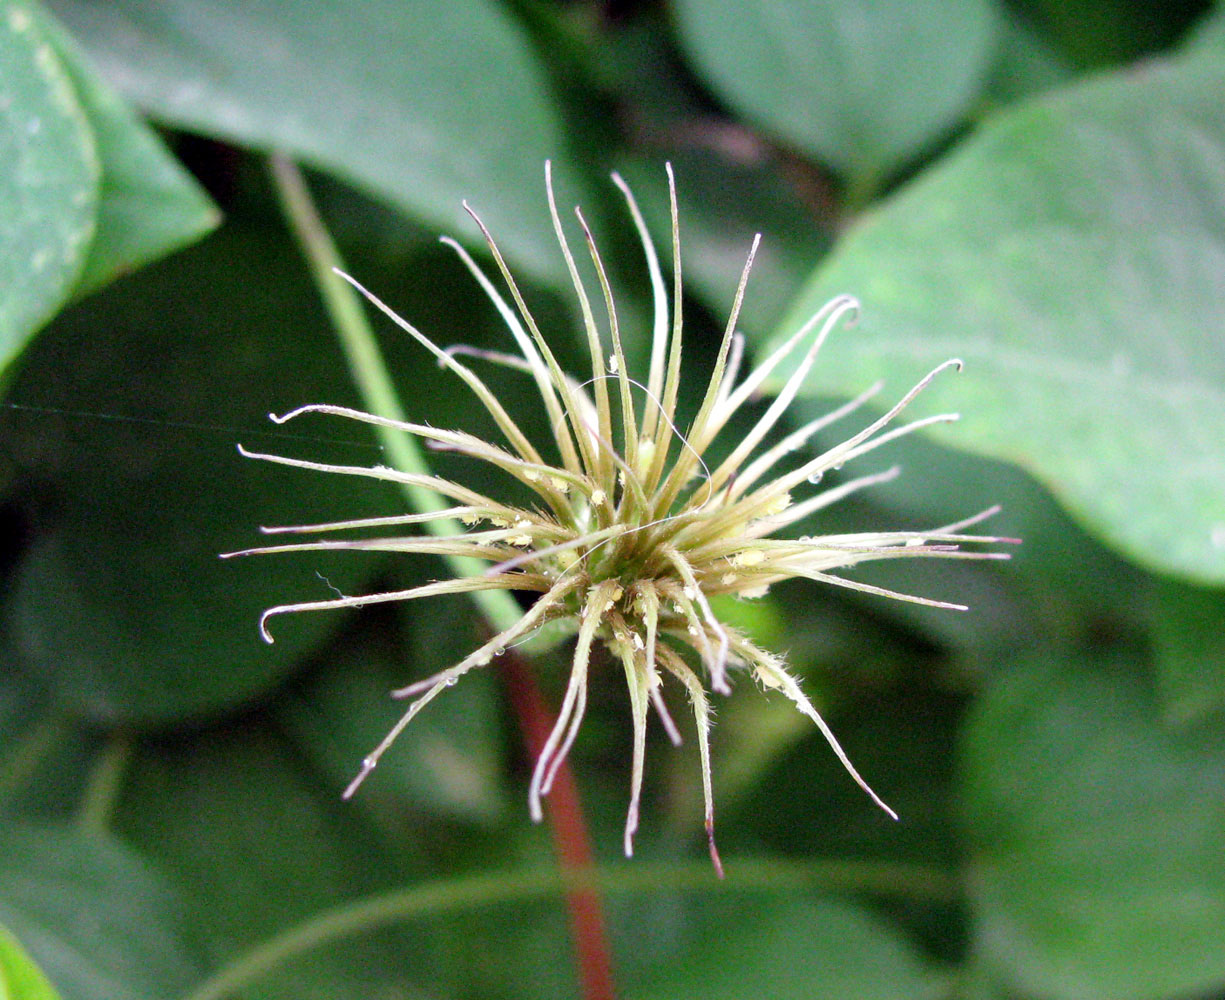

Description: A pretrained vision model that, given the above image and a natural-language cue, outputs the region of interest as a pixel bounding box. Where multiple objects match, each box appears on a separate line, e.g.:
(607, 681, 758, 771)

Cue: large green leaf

(783, 395, 1150, 655)
(0, 0, 97, 376)
(2, 218, 392, 725)
(1183, 4, 1225, 58)
(0, 922, 63, 1000)
(46, 0, 571, 286)
(1150, 580, 1225, 724)
(2, 158, 582, 727)
(117, 721, 451, 1000)
(630, 896, 945, 1000)
(614, 150, 827, 337)
(0, 826, 204, 1000)
(981, 15, 1074, 107)
(767, 54, 1225, 584)
(31, 6, 219, 298)
(1025, 0, 1203, 67)
(961, 652, 1225, 1000)
(671, 0, 1000, 182)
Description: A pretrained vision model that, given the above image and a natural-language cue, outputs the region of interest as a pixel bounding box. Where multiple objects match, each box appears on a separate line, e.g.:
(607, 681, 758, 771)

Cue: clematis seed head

(226, 163, 1015, 873)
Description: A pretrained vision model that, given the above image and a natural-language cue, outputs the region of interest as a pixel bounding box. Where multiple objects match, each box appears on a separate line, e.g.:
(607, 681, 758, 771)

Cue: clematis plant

(226, 164, 1011, 871)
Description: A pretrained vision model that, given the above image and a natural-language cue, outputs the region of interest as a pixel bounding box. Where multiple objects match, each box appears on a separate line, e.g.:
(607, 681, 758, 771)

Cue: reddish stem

(502, 654, 616, 1000)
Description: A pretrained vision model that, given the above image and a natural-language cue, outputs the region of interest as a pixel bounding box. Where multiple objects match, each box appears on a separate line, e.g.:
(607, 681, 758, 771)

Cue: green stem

(77, 734, 133, 833)
(180, 855, 958, 1000)
(0, 713, 68, 805)
(268, 153, 521, 633)
(268, 153, 615, 998)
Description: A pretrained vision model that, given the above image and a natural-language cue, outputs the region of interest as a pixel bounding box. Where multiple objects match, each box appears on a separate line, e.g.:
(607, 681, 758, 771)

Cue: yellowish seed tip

(634, 439, 656, 482)
(762, 493, 791, 517)
(732, 549, 765, 567)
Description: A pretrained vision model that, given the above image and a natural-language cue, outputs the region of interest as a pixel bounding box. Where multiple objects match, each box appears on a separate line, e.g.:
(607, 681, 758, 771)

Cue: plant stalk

(180, 852, 959, 1000)
(268, 153, 616, 1000)
(503, 650, 616, 1000)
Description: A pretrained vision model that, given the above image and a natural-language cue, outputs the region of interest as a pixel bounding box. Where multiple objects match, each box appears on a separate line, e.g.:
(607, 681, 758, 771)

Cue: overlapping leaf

(0, 826, 204, 1000)
(767, 53, 1225, 583)
(672, 0, 1000, 182)
(962, 652, 1225, 1000)
(46, 0, 572, 286)
(0, 922, 63, 1000)
(0, 0, 97, 374)
(631, 896, 945, 1000)
(1, 1, 217, 379)
(32, 6, 218, 297)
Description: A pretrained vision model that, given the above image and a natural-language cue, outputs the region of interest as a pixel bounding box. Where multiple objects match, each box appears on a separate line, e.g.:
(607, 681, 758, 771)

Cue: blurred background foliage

(1, 0, 1223, 998)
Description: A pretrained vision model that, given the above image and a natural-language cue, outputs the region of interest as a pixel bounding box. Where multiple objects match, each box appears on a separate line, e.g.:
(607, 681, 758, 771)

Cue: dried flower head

(227, 164, 1011, 871)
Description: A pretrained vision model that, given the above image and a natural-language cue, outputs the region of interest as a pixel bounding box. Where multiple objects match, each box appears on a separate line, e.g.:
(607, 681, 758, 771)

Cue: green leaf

(116, 722, 434, 1000)
(614, 150, 826, 338)
(949, 957, 1018, 1000)
(671, 0, 1000, 182)
(0, 670, 95, 824)
(1151, 580, 1225, 724)
(277, 596, 507, 824)
(1182, 4, 1225, 60)
(768, 54, 1225, 584)
(30, 6, 219, 298)
(1025, 0, 1202, 67)
(962, 651, 1225, 1000)
(981, 15, 1075, 107)
(630, 896, 946, 1000)
(0, 923, 62, 1000)
(784, 395, 1149, 654)
(45, 0, 571, 286)
(0, 826, 205, 1000)
(0, 0, 98, 376)
(3, 218, 393, 725)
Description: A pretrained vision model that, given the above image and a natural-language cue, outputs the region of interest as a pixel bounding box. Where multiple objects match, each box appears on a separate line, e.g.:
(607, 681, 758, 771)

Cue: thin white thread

(0, 400, 383, 451)
(570, 373, 716, 510)
(314, 571, 346, 600)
